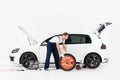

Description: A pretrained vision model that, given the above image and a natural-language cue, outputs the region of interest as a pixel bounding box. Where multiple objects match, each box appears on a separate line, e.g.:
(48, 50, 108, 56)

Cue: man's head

(61, 32, 69, 40)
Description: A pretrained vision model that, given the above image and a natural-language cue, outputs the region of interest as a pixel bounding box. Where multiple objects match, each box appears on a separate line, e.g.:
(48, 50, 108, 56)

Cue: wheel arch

(84, 52, 102, 64)
(19, 51, 38, 64)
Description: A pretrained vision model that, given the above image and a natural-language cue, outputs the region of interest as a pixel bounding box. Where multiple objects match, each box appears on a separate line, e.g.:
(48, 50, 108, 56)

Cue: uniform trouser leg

(52, 45, 60, 69)
(44, 42, 52, 69)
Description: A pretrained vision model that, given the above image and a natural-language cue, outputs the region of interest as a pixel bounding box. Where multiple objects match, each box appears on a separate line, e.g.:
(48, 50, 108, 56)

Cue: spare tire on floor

(59, 54, 76, 71)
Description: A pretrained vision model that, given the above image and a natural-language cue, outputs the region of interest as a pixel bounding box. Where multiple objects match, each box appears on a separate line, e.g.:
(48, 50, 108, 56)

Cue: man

(44, 32, 69, 71)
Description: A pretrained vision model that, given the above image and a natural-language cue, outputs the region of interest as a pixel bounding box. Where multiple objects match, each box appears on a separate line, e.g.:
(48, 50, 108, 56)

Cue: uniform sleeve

(55, 37, 60, 43)
(49, 37, 60, 43)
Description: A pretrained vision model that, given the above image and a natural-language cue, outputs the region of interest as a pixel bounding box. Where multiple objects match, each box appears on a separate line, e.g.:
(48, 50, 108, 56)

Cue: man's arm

(62, 43, 67, 52)
(56, 43, 61, 54)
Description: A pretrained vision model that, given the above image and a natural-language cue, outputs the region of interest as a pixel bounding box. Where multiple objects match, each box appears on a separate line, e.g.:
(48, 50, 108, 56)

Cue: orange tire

(59, 54, 76, 71)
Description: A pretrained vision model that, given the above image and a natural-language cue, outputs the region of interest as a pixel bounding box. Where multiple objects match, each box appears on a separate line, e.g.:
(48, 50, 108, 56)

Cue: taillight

(101, 43, 106, 49)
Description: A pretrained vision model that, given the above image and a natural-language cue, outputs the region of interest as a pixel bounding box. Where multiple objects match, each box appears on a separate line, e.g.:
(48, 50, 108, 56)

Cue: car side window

(84, 35, 92, 43)
(65, 34, 91, 44)
(65, 35, 81, 44)
(70, 35, 82, 44)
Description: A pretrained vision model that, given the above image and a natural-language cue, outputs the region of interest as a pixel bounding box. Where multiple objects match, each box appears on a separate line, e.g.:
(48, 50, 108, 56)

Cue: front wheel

(59, 54, 76, 71)
(84, 53, 101, 69)
(20, 53, 37, 69)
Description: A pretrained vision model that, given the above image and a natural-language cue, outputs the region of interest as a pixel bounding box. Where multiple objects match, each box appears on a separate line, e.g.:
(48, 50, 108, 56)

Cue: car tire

(20, 52, 37, 69)
(59, 54, 76, 71)
(84, 53, 101, 69)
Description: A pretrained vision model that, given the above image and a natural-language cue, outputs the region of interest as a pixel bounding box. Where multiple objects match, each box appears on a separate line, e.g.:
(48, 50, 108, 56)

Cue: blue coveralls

(44, 41, 60, 69)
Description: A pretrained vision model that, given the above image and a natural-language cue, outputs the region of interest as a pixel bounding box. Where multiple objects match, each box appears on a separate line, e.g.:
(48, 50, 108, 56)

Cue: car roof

(55, 33, 91, 36)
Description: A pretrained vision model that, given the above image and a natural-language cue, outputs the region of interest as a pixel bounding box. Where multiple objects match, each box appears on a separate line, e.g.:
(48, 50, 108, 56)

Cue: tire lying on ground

(59, 54, 76, 71)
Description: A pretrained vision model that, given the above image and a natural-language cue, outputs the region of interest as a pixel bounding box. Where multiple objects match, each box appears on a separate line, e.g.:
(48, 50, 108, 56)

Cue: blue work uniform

(44, 36, 64, 69)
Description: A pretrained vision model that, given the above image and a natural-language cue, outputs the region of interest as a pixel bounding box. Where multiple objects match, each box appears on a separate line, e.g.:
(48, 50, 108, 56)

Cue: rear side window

(84, 35, 92, 43)
(65, 34, 91, 44)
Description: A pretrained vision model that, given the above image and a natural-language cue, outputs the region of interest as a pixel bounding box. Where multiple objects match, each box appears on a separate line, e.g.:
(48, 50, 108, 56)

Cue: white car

(9, 22, 111, 71)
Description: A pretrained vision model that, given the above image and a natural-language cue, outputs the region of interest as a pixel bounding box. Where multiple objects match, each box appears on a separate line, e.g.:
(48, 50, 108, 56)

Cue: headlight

(12, 48, 20, 53)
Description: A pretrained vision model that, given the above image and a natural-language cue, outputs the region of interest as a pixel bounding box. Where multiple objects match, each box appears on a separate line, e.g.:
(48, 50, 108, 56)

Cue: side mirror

(41, 42, 47, 46)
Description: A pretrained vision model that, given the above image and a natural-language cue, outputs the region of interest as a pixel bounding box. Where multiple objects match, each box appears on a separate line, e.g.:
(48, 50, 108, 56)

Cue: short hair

(62, 32, 69, 36)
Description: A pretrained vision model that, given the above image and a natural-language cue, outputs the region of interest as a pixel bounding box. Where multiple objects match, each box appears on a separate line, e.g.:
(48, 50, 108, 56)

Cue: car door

(65, 34, 92, 62)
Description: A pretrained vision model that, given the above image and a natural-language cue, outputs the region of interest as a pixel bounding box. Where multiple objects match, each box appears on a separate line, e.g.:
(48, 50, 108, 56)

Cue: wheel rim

(87, 55, 100, 67)
(22, 54, 35, 68)
(60, 55, 75, 70)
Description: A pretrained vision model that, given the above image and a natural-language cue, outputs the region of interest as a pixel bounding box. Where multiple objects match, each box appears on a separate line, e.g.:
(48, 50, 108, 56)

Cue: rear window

(65, 34, 91, 44)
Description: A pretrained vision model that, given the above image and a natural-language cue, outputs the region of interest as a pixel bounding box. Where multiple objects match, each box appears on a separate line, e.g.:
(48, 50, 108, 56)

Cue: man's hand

(59, 53, 64, 58)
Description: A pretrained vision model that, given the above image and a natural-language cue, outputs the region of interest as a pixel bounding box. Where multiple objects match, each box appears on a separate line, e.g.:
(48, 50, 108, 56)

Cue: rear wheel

(84, 53, 101, 69)
(20, 52, 37, 68)
(59, 54, 76, 71)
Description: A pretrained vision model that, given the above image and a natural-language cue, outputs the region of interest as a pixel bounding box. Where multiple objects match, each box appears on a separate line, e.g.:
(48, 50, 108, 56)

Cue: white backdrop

(0, 0, 119, 80)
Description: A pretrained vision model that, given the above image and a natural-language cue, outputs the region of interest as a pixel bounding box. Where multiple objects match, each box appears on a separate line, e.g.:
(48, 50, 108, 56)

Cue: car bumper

(9, 53, 21, 64)
(10, 56, 15, 62)
(102, 58, 108, 63)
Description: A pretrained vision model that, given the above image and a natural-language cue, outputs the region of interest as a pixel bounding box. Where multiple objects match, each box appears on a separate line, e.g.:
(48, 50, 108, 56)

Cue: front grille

(10, 57, 14, 61)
